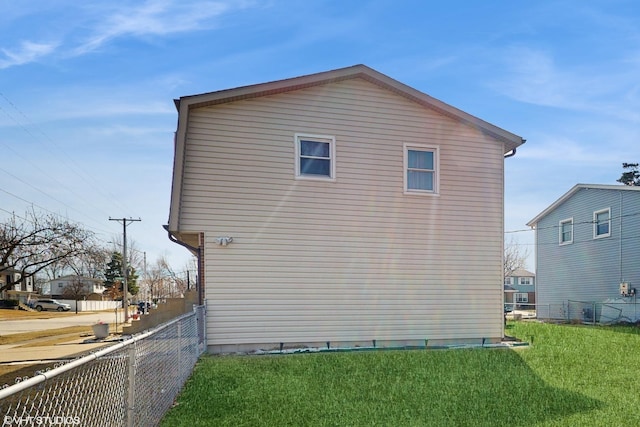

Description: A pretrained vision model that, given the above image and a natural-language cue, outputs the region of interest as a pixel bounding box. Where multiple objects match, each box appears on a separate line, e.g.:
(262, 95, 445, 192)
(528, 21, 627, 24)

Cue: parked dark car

(34, 299, 71, 312)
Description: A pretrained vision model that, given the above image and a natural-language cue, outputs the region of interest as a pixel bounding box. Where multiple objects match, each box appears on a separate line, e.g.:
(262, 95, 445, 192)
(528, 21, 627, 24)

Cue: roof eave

(526, 183, 640, 227)
(177, 64, 525, 154)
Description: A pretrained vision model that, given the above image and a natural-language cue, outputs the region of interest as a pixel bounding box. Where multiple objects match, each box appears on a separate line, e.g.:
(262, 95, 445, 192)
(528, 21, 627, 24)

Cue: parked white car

(34, 299, 71, 312)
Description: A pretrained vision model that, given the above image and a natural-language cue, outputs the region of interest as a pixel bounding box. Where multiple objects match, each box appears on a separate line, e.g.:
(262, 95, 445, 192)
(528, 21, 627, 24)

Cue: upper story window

(520, 277, 532, 285)
(404, 144, 439, 195)
(593, 208, 610, 239)
(295, 133, 336, 181)
(504, 277, 513, 285)
(559, 218, 573, 245)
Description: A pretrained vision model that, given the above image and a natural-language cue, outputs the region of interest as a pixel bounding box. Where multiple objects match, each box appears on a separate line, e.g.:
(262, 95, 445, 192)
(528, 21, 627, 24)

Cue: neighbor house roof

(45, 275, 103, 284)
(508, 268, 535, 277)
(168, 64, 526, 233)
(526, 184, 640, 227)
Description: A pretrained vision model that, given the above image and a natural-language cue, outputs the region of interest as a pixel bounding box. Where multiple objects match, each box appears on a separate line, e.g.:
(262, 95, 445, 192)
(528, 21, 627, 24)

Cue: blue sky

(2, 0, 640, 271)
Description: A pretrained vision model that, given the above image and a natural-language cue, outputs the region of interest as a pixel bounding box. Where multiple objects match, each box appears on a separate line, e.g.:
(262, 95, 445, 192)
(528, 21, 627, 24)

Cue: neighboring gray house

(504, 268, 535, 308)
(527, 184, 640, 319)
(167, 64, 525, 353)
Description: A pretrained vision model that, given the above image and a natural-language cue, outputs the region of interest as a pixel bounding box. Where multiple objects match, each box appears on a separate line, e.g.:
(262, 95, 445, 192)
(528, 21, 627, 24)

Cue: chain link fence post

(127, 341, 137, 427)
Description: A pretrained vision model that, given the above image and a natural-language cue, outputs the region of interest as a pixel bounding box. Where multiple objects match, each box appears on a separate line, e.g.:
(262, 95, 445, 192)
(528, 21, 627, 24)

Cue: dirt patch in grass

(11, 330, 96, 348)
(0, 326, 93, 346)
(0, 363, 57, 387)
(0, 308, 94, 320)
(0, 325, 113, 386)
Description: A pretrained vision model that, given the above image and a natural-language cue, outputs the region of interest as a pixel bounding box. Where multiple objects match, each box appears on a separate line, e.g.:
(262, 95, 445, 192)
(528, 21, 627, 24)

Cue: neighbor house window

(594, 208, 610, 238)
(515, 293, 528, 303)
(559, 218, 573, 245)
(404, 144, 439, 194)
(520, 277, 532, 285)
(504, 277, 513, 285)
(295, 133, 336, 180)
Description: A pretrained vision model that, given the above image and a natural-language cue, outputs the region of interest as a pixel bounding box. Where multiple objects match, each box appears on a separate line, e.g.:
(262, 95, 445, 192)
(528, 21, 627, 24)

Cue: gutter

(163, 225, 203, 305)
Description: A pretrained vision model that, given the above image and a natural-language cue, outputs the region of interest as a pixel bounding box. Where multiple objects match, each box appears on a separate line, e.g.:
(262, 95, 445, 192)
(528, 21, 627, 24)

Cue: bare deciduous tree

(504, 237, 529, 279)
(62, 278, 87, 314)
(108, 237, 144, 275)
(142, 256, 197, 301)
(0, 210, 95, 293)
(66, 244, 111, 279)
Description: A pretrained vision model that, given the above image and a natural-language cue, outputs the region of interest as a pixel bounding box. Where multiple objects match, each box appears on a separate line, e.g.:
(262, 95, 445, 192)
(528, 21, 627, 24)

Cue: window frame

(294, 133, 336, 181)
(519, 277, 532, 285)
(593, 208, 611, 239)
(559, 217, 574, 245)
(403, 143, 439, 195)
(515, 293, 529, 303)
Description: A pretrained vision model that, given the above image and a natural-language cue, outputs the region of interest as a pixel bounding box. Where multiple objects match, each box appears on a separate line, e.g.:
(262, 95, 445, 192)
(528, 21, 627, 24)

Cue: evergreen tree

(617, 162, 640, 186)
(103, 251, 140, 295)
(104, 252, 123, 289)
(128, 266, 140, 296)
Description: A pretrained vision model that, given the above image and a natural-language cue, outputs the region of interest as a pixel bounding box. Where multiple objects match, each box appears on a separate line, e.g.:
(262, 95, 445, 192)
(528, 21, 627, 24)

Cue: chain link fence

(0, 305, 206, 427)
(567, 300, 640, 325)
(533, 303, 567, 322)
(521, 301, 640, 325)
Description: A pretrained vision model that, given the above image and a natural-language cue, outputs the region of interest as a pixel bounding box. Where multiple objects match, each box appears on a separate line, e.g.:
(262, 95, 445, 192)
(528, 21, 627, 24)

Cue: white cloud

(494, 47, 593, 109)
(492, 45, 640, 123)
(72, 0, 235, 55)
(0, 40, 59, 69)
(1, 1, 259, 67)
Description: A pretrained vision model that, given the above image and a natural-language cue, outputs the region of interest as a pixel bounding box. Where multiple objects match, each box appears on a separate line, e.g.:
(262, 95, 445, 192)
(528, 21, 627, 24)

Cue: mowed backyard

(161, 321, 640, 426)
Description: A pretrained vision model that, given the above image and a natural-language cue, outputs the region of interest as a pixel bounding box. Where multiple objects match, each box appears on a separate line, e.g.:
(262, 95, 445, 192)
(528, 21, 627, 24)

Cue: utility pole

(109, 217, 141, 322)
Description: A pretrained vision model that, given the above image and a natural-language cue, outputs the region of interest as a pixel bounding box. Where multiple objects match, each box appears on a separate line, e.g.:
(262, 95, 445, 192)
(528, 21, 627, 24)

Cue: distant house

(167, 64, 525, 353)
(504, 268, 535, 309)
(42, 275, 105, 299)
(527, 184, 640, 319)
(0, 267, 34, 298)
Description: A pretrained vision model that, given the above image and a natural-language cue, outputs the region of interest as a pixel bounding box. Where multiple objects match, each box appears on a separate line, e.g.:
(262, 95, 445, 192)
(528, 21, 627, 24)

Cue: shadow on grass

(161, 349, 603, 427)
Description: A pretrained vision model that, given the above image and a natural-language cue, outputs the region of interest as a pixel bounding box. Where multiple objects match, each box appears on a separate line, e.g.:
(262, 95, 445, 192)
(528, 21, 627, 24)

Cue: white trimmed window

(520, 277, 532, 285)
(593, 208, 610, 239)
(515, 293, 529, 303)
(404, 144, 439, 194)
(559, 218, 573, 245)
(504, 277, 513, 285)
(295, 133, 336, 180)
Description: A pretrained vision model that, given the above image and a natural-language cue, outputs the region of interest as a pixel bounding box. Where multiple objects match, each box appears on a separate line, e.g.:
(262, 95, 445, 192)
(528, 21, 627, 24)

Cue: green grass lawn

(161, 322, 640, 426)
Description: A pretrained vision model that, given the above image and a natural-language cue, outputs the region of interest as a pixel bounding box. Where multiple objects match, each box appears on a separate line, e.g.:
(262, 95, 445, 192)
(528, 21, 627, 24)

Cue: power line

(0, 91, 131, 215)
(505, 210, 640, 234)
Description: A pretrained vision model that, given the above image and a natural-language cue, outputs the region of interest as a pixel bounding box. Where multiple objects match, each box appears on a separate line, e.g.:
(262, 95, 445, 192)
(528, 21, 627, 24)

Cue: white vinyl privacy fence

(0, 305, 206, 427)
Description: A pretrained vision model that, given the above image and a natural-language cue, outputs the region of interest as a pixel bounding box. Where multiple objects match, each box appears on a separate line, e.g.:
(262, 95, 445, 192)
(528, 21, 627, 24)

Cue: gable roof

(168, 64, 526, 232)
(508, 268, 535, 278)
(174, 64, 525, 151)
(527, 184, 640, 227)
(45, 275, 103, 284)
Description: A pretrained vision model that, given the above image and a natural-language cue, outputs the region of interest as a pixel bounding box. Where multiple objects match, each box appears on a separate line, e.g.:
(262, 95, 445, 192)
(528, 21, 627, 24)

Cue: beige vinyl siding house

(167, 65, 525, 353)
